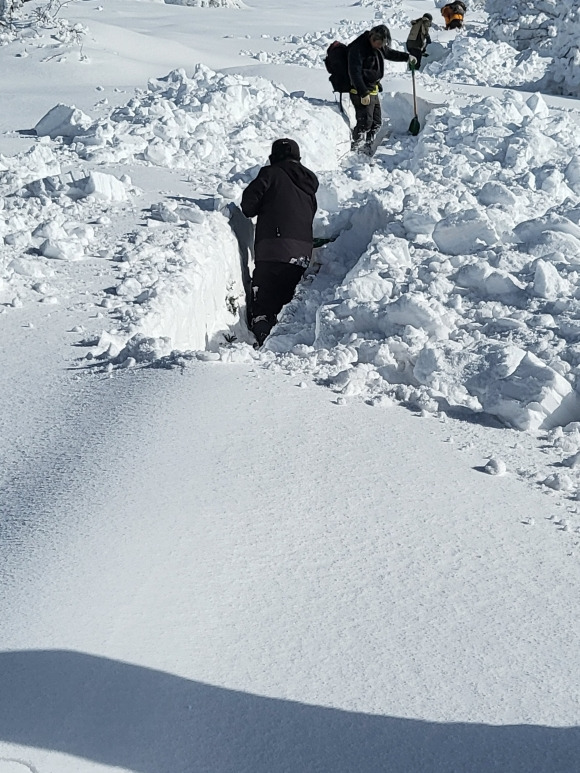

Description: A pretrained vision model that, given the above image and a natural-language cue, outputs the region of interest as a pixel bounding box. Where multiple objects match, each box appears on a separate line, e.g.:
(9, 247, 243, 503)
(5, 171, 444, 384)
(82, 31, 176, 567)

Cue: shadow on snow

(0, 650, 578, 773)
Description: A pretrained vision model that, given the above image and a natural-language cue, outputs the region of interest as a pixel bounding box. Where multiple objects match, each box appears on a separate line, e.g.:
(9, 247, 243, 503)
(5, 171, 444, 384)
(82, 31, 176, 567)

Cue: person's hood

(273, 159, 319, 196)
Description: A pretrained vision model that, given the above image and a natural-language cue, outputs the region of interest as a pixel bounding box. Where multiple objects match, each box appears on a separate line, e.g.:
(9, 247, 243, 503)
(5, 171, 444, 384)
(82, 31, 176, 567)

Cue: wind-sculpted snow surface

(486, 0, 580, 97)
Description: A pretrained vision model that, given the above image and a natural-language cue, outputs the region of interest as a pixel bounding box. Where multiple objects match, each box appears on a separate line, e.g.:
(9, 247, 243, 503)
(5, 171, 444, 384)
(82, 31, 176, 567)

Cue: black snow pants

(249, 261, 306, 345)
(349, 92, 381, 146)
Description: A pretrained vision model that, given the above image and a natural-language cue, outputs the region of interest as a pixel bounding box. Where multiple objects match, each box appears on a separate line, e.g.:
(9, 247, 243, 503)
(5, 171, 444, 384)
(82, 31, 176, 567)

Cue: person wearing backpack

(241, 138, 319, 347)
(441, 1, 466, 31)
(406, 13, 432, 70)
(347, 24, 415, 153)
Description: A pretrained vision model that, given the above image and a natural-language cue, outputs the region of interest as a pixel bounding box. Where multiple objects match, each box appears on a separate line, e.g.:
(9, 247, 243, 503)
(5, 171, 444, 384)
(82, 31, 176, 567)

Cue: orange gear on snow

(441, 4, 465, 29)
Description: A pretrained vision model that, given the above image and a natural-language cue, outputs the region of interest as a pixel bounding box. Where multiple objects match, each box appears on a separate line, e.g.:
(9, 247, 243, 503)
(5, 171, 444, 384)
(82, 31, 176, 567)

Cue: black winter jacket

(347, 30, 409, 97)
(241, 159, 319, 264)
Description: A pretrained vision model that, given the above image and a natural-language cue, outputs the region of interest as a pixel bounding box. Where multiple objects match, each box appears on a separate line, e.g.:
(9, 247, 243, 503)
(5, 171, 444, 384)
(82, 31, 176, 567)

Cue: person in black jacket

(241, 138, 319, 347)
(348, 24, 416, 153)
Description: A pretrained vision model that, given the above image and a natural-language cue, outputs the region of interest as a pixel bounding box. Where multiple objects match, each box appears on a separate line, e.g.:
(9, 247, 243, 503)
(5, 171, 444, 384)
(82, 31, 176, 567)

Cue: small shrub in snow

(34, 0, 87, 58)
(0, 0, 18, 22)
(1, 0, 87, 58)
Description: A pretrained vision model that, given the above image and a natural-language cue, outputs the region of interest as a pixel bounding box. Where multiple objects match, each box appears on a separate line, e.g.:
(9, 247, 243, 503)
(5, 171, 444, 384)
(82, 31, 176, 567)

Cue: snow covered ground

(1, 1, 580, 771)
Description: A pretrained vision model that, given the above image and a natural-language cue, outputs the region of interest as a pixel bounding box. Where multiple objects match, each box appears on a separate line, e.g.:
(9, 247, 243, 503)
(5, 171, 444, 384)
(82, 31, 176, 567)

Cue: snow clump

(34, 104, 93, 139)
(484, 457, 507, 476)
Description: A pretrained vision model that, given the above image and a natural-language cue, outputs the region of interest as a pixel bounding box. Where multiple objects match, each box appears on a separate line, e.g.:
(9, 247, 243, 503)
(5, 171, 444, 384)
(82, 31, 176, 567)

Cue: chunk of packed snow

(432, 210, 499, 255)
(77, 171, 128, 202)
(483, 457, 507, 476)
(34, 104, 93, 139)
(40, 238, 86, 261)
(533, 260, 570, 301)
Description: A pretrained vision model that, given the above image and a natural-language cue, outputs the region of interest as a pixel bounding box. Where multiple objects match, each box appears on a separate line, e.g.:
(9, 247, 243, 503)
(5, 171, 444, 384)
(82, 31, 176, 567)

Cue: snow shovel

(409, 63, 420, 136)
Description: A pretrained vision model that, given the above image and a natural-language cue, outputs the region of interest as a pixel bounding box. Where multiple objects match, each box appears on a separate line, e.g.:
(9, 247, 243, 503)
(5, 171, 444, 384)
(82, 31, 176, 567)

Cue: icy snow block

(76, 171, 128, 202)
(477, 181, 518, 207)
(116, 278, 142, 299)
(533, 259, 570, 300)
(384, 294, 452, 339)
(4, 231, 30, 249)
(26, 175, 64, 198)
(402, 208, 438, 237)
(481, 352, 580, 431)
(117, 333, 172, 364)
(340, 271, 394, 303)
(432, 209, 499, 255)
(454, 262, 526, 299)
(565, 155, 580, 195)
(34, 104, 92, 139)
(513, 214, 580, 246)
(40, 238, 85, 261)
(26, 170, 88, 199)
(8, 257, 49, 279)
(526, 92, 550, 118)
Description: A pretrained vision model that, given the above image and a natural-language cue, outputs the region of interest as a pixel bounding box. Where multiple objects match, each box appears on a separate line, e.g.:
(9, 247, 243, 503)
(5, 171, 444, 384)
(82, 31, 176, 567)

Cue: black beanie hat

(423, 13, 433, 21)
(269, 138, 300, 163)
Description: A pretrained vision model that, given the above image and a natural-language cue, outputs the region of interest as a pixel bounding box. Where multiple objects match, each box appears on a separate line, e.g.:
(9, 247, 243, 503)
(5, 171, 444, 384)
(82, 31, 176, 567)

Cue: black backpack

(324, 41, 351, 94)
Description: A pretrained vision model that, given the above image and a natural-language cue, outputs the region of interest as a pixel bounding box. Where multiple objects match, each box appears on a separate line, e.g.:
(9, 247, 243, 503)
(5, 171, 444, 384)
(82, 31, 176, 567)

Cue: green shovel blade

(409, 116, 420, 136)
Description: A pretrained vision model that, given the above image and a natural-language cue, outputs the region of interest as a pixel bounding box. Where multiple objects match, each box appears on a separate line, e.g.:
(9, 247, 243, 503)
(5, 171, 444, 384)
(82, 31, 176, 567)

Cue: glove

(408, 55, 418, 69)
(360, 94, 371, 106)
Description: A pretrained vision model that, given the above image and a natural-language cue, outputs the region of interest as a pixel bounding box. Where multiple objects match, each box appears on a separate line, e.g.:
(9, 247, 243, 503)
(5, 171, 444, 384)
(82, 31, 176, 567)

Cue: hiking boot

(250, 315, 272, 347)
(364, 132, 377, 153)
